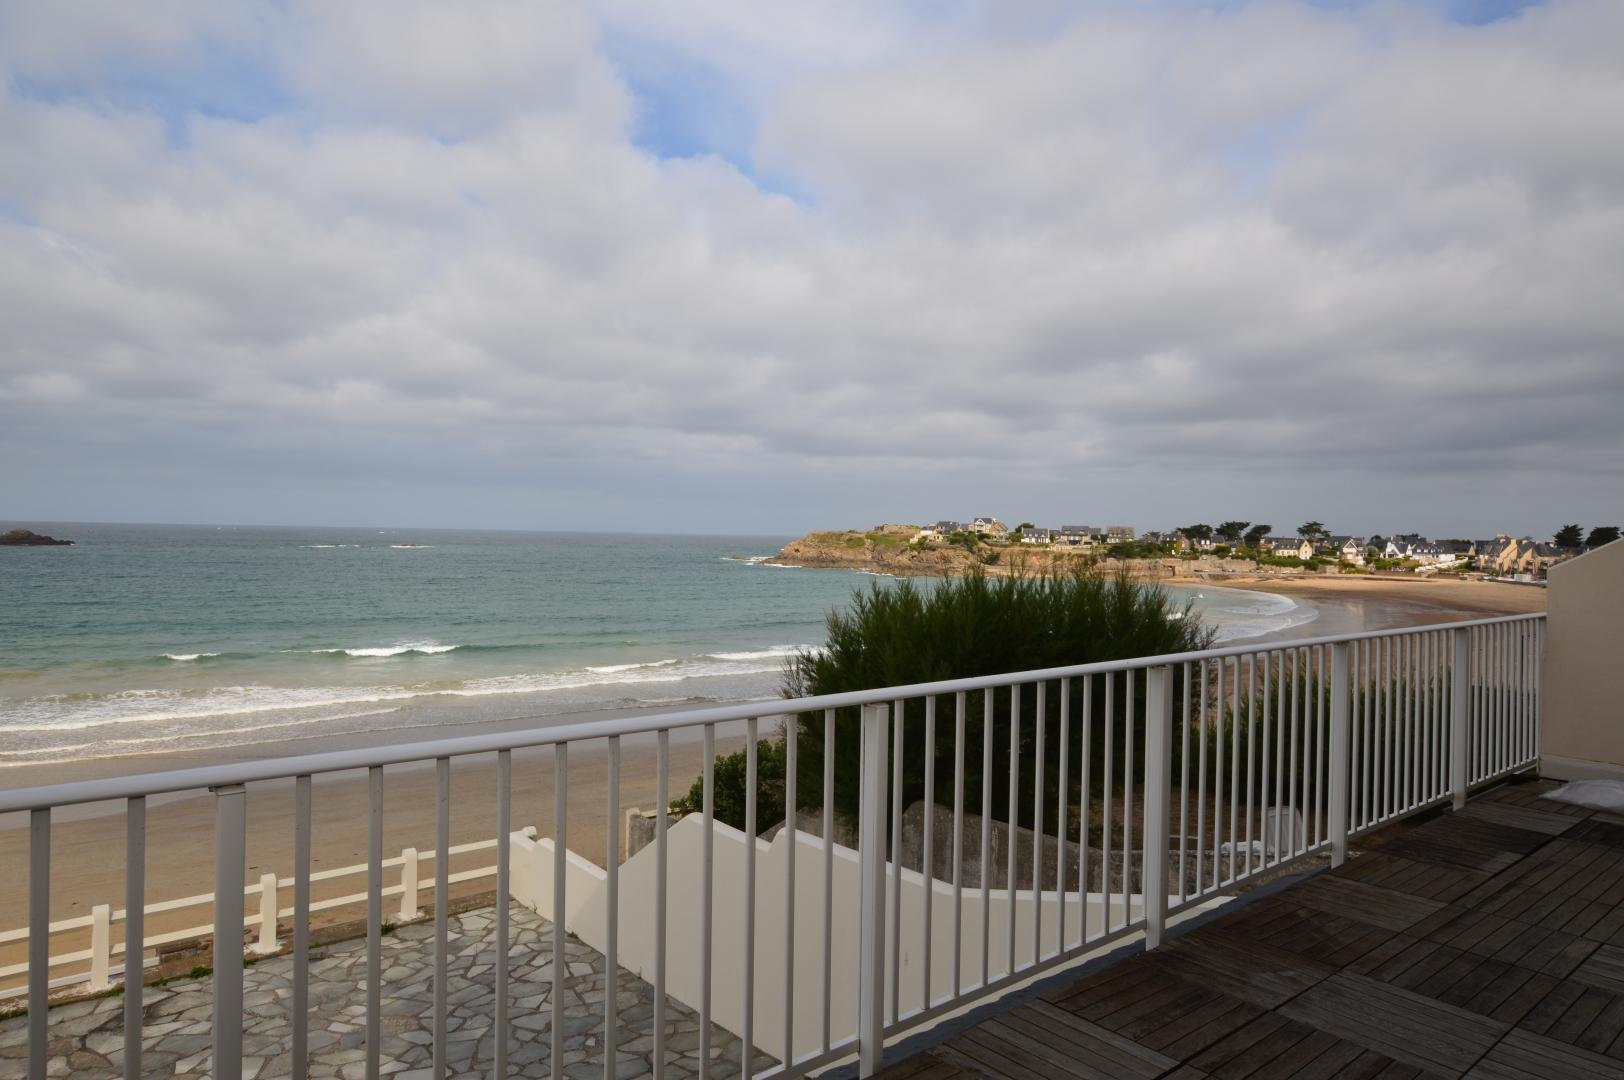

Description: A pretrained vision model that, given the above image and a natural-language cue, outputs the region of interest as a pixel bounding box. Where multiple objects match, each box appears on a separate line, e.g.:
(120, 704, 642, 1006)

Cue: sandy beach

(0, 576, 1543, 994)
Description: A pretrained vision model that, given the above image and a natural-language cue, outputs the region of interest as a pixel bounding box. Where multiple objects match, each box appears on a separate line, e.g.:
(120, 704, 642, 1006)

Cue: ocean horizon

(0, 522, 1316, 770)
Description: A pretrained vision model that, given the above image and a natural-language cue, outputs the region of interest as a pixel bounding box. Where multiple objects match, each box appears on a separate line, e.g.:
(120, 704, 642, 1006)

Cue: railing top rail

(0, 610, 1543, 814)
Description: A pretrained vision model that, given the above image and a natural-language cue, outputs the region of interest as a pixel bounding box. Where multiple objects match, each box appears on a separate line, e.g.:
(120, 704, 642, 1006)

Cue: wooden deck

(875, 778, 1624, 1080)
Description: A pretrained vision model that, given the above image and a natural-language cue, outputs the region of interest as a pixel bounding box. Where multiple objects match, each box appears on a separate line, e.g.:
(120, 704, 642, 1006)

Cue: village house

(1104, 525, 1135, 544)
(1266, 537, 1315, 559)
(1019, 527, 1053, 544)
(913, 520, 964, 541)
(968, 516, 1008, 540)
(1328, 535, 1366, 565)
(1056, 525, 1105, 547)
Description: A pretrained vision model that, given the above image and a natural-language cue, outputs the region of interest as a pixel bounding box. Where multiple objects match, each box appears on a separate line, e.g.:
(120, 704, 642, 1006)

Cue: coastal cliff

(764, 526, 1187, 579)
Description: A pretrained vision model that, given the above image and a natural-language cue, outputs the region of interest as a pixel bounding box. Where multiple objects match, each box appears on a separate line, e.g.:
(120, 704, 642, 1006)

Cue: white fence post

(399, 847, 421, 921)
(89, 904, 111, 991)
(1452, 628, 1471, 809)
(252, 872, 279, 954)
(1329, 643, 1351, 867)
(1143, 666, 1173, 950)
(857, 703, 889, 1077)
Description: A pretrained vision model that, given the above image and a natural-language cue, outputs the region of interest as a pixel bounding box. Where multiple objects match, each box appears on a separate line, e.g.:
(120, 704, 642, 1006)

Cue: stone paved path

(0, 907, 773, 1079)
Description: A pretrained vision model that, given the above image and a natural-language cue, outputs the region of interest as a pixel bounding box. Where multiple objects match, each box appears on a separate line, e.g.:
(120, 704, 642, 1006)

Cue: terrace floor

(877, 777, 1624, 1080)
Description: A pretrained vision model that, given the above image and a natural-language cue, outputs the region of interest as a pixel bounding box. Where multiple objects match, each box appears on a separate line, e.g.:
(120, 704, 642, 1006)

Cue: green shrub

(670, 736, 787, 830)
(784, 568, 1213, 828)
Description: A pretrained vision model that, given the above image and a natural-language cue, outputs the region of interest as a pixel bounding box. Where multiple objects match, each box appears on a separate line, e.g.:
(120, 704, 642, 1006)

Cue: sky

(0, 0, 1620, 541)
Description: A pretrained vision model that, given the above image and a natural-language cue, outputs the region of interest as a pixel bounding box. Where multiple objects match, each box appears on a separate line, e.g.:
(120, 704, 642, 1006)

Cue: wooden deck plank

(1461, 801, 1589, 837)
(1466, 1028, 1624, 1079)
(1154, 929, 1335, 1008)
(1005, 1000, 1179, 1077)
(1572, 943, 1624, 994)
(1277, 970, 1508, 1076)
(1284, 875, 1447, 931)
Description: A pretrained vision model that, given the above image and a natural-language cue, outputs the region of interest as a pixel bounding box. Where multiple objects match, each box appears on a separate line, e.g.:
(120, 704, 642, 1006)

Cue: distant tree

(1244, 524, 1272, 547)
(1369, 534, 1387, 550)
(1586, 526, 1621, 548)
(1016, 522, 1035, 533)
(1216, 520, 1250, 544)
(1180, 523, 1214, 542)
(1554, 524, 1584, 548)
(1297, 521, 1327, 540)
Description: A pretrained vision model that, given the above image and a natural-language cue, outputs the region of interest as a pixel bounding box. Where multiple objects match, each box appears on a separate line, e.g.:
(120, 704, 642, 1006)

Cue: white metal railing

(0, 831, 534, 998)
(0, 612, 1543, 1080)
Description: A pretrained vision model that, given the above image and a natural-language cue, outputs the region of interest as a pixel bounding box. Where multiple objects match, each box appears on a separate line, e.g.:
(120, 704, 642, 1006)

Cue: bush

(783, 568, 1213, 828)
(670, 737, 787, 830)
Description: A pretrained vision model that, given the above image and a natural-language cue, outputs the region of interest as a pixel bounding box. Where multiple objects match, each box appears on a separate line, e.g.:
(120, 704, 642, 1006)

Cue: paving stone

(0, 907, 771, 1079)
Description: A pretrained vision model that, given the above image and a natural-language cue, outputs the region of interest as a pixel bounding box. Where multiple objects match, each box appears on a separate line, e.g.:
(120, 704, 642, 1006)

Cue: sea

(0, 523, 1318, 769)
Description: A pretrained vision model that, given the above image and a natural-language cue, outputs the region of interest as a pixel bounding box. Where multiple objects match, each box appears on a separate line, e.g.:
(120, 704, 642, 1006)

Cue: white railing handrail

(0, 611, 1545, 816)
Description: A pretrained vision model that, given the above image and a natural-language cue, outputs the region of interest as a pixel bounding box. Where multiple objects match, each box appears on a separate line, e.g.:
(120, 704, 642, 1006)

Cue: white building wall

(510, 815, 1205, 1062)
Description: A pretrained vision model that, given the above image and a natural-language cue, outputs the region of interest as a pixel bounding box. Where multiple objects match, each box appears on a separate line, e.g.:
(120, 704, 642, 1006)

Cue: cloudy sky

(1, 0, 1619, 539)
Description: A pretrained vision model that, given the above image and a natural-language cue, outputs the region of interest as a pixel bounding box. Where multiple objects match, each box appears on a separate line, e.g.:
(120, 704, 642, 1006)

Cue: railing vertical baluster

(821, 710, 834, 1056)
(1271, 652, 1283, 866)
(212, 784, 246, 1080)
(1329, 643, 1351, 866)
(1315, 647, 1326, 848)
(655, 731, 669, 1080)
(367, 769, 382, 1080)
(434, 758, 450, 1080)
(857, 703, 889, 1076)
(1288, 649, 1299, 856)
(1452, 628, 1470, 809)
(1227, 662, 1240, 883)
(922, 696, 935, 1009)
(1177, 664, 1189, 905)
(698, 726, 712, 1080)
(1143, 666, 1172, 949)
(784, 715, 797, 1066)
(1496, 623, 1507, 774)
(742, 722, 755, 1079)
(495, 753, 511, 1080)
(29, 808, 49, 1080)
(125, 797, 146, 1080)
(890, 701, 904, 1020)
(553, 746, 569, 1080)
(1242, 655, 1253, 879)
(1032, 682, 1045, 963)
(1195, 661, 1208, 901)
(1078, 678, 1091, 942)
(608, 735, 622, 1080)
(1102, 675, 1113, 934)
(1122, 671, 1135, 930)
(1007, 686, 1019, 970)
(1057, 679, 1071, 948)
(952, 692, 965, 988)
(1409, 635, 1420, 808)
(292, 778, 310, 1080)
(1216, 658, 1228, 888)
(981, 688, 992, 978)
(1382, 638, 1393, 819)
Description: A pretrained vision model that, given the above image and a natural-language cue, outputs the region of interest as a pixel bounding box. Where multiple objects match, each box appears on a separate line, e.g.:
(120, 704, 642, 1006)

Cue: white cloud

(0, 0, 1619, 534)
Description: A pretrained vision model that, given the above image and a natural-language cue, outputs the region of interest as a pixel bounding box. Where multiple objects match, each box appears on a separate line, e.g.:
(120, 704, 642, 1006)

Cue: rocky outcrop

(0, 529, 73, 546)
(763, 527, 1190, 580)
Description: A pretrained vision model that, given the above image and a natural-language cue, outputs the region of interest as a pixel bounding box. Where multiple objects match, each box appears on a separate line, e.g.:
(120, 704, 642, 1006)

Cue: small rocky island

(0, 529, 74, 546)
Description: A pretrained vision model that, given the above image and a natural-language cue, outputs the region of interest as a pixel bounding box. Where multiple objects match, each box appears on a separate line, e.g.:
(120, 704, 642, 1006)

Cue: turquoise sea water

(0, 523, 1315, 767)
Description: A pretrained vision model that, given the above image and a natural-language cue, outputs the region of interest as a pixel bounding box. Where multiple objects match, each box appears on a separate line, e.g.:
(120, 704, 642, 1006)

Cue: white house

(1329, 536, 1365, 565)
(1020, 527, 1054, 544)
(914, 520, 964, 541)
(1266, 537, 1315, 559)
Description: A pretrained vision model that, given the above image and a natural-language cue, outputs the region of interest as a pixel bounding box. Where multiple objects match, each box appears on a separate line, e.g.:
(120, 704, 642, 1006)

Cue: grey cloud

(1, 1, 1621, 537)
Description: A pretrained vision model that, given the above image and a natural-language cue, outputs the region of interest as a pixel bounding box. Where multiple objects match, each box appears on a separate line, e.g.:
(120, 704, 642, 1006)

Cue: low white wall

(511, 816, 1177, 1062)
